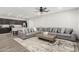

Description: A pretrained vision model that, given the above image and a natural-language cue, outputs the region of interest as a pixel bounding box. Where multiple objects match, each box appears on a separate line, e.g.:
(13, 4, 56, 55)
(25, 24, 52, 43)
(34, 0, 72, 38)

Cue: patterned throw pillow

(51, 28, 53, 32)
(36, 28, 39, 31)
(44, 28, 47, 32)
(41, 28, 44, 32)
(61, 28, 65, 34)
(25, 28, 28, 34)
(57, 28, 61, 33)
(33, 27, 37, 31)
(49, 28, 52, 32)
(52, 28, 58, 33)
(26, 28, 34, 33)
(30, 28, 33, 32)
(47, 28, 51, 32)
(27, 28, 30, 33)
(64, 28, 73, 34)
(37, 28, 42, 32)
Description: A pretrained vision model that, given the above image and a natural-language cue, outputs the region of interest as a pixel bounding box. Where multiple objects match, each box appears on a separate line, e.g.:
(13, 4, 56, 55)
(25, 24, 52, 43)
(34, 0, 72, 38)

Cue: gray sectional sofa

(37, 27, 77, 41)
(17, 27, 77, 42)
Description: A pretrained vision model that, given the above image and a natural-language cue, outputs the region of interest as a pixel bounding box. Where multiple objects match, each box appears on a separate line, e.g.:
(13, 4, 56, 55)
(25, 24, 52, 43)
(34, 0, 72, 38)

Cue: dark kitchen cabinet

(0, 18, 27, 26)
(0, 28, 11, 34)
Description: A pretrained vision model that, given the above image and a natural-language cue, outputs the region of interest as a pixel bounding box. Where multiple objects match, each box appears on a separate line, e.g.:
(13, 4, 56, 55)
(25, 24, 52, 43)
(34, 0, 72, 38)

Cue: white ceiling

(0, 7, 78, 20)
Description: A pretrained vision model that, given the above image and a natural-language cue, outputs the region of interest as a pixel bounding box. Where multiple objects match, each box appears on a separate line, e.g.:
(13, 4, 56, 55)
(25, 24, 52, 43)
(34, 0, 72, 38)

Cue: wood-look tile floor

(0, 33, 29, 52)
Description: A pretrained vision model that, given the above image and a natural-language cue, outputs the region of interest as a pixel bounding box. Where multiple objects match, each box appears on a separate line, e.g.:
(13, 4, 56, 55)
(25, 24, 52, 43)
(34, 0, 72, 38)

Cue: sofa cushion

(64, 28, 73, 34)
(61, 28, 65, 34)
(33, 27, 37, 31)
(25, 28, 28, 34)
(36, 28, 39, 31)
(51, 28, 53, 32)
(57, 33, 72, 40)
(57, 28, 61, 33)
(37, 28, 43, 32)
(47, 28, 53, 32)
(57, 33, 71, 37)
(52, 28, 58, 33)
(25, 28, 34, 34)
(42, 28, 46, 32)
(49, 28, 53, 32)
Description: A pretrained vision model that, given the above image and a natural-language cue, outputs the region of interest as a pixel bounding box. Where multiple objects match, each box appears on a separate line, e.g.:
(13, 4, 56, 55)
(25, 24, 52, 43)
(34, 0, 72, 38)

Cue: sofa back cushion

(64, 28, 73, 34)
(46, 28, 52, 32)
(33, 27, 37, 31)
(37, 27, 52, 32)
(52, 28, 58, 33)
(42, 28, 46, 32)
(36, 27, 73, 34)
(61, 28, 65, 34)
(57, 28, 61, 33)
(25, 28, 35, 34)
(37, 28, 42, 32)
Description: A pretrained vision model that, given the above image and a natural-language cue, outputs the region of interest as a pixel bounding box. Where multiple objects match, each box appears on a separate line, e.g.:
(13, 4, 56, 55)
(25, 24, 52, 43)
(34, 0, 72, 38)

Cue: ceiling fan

(35, 7, 49, 14)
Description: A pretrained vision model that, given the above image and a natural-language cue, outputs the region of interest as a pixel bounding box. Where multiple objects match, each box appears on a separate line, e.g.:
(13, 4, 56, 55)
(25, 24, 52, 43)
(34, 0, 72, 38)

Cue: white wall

(27, 20, 35, 28)
(0, 7, 35, 20)
(76, 8, 79, 39)
(30, 9, 78, 29)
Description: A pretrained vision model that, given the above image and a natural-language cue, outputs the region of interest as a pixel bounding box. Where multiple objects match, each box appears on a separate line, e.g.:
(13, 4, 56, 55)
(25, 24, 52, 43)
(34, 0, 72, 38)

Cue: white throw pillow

(61, 28, 65, 34)
(33, 27, 37, 31)
(43, 32, 48, 35)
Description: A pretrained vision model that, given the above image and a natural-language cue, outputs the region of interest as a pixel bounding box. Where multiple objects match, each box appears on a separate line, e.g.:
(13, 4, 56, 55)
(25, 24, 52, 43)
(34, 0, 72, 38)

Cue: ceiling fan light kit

(36, 7, 49, 14)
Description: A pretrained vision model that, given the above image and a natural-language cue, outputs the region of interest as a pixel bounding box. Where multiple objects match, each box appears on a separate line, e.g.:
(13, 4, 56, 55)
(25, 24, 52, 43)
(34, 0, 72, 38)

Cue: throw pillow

(47, 28, 50, 32)
(57, 28, 61, 33)
(64, 28, 73, 34)
(53, 28, 57, 33)
(51, 28, 53, 32)
(61, 28, 65, 34)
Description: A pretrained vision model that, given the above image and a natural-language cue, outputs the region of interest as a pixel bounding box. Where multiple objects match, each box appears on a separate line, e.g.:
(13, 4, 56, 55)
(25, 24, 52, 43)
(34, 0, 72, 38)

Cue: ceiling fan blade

(34, 7, 49, 13)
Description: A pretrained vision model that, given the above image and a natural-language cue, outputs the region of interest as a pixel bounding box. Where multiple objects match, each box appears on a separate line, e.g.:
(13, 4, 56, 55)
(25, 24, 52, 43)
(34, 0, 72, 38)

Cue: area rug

(14, 37, 78, 52)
